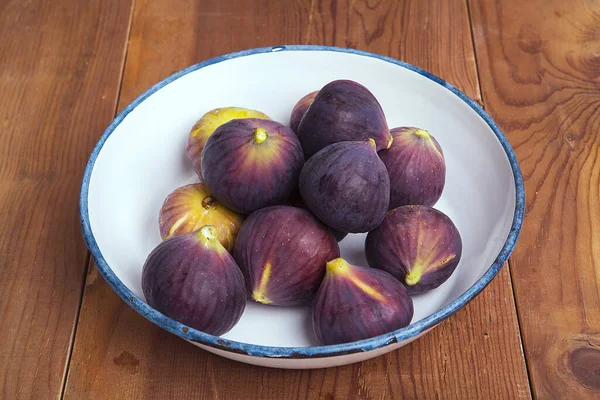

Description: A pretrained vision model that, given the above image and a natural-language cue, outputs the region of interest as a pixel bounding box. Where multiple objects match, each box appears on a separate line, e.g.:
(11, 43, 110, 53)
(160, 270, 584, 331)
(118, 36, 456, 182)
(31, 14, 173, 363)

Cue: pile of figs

(141, 80, 463, 345)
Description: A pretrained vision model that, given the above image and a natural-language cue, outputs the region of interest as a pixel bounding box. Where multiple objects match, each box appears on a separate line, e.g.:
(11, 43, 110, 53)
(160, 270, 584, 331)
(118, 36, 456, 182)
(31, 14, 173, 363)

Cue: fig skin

(312, 258, 414, 345)
(378, 127, 446, 209)
(299, 139, 390, 233)
(297, 80, 392, 159)
(201, 118, 305, 214)
(186, 107, 270, 178)
(289, 91, 318, 133)
(141, 226, 247, 336)
(233, 205, 340, 306)
(365, 205, 462, 294)
(158, 183, 244, 252)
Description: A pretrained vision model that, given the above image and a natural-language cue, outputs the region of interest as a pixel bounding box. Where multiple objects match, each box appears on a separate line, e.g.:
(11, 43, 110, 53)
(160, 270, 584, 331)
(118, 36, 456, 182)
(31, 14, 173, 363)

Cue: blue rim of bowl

(80, 45, 525, 359)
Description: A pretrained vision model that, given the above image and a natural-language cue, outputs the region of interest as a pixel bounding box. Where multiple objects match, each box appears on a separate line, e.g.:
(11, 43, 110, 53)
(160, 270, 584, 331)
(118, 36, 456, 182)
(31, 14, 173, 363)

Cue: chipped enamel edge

(80, 45, 525, 359)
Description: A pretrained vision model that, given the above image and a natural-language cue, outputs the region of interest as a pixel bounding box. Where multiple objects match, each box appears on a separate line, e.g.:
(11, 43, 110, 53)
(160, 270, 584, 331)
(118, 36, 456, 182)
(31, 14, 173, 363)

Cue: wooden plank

(64, 0, 531, 398)
(469, 0, 600, 398)
(0, 0, 134, 398)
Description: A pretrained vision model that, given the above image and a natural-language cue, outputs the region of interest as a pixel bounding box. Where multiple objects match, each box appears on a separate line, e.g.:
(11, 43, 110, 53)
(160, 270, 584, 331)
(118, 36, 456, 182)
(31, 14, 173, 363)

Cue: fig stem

(253, 128, 268, 144)
(199, 225, 218, 239)
(196, 225, 225, 253)
(201, 195, 217, 210)
(414, 129, 431, 139)
(252, 292, 272, 304)
(326, 258, 386, 302)
(413, 128, 444, 159)
(405, 271, 422, 286)
(326, 258, 350, 273)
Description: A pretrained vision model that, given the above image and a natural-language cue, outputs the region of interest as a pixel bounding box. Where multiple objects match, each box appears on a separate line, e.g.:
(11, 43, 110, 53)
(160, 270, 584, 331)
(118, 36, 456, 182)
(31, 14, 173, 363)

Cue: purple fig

(289, 90, 318, 133)
(201, 118, 304, 214)
(312, 258, 414, 345)
(186, 107, 270, 178)
(299, 139, 390, 233)
(365, 205, 462, 294)
(234, 206, 339, 306)
(297, 80, 393, 159)
(158, 183, 244, 252)
(378, 127, 446, 209)
(141, 226, 246, 335)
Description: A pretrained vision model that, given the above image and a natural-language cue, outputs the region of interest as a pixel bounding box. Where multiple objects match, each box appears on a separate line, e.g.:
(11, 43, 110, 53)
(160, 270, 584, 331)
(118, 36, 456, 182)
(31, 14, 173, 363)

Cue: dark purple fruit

(186, 107, 270, 178)
(289, 90, 318, 133)
(365, 205, 462, 295)
(141, 226, 246, 335)
(297, 80, 392, 159)
(201, 118, 304, 214)
(234, 206, 339, 306)
(299, 139, 390, 233)
(312, 258, 414, 345)
(379, 127, 446, 209)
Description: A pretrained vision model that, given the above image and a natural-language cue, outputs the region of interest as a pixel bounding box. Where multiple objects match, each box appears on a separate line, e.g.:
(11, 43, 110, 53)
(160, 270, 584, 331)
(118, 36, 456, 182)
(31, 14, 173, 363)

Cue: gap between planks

(59, 0, 137, 397)
(465, 0, 533, 395)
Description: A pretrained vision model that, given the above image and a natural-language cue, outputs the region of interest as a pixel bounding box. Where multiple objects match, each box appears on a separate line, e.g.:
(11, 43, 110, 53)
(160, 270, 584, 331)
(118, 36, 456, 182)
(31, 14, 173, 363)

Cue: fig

(297, 80, 393, 159)
(365, 205, 462, 294)
(312, 258, 414, 345)
(299, 139, 390, 233)
(201, 118, 304, 214)
(379, 127, 446, 209)
(289, 90, 318, 133)
(141, 226, 246, 335)
(186, 107, 270, 177)
(233, 205, 339, 306)
(158, 183, 244, 252)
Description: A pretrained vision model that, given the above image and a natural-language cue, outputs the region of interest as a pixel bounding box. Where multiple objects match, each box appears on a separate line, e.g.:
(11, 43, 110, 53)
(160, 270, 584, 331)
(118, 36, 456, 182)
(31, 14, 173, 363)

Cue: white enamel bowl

(80, 45, 524, 369)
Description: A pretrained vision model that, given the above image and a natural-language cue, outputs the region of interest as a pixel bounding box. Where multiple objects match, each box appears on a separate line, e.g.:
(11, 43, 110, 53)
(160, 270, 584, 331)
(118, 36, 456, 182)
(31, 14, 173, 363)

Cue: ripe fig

(379, 127, 446, 209)
(234, 205, 339, 306)
(289, 90, 318, 133)
(186, 107, 270, 178)
(141, 226, 246, 335)
(312, 258, 414, 345)
(299, 139, 390, 233)
(365, 205, 462, 294)
(158, 183, 244, 252)
(201, 118, 304, 214)
(297, 80, 392, 159)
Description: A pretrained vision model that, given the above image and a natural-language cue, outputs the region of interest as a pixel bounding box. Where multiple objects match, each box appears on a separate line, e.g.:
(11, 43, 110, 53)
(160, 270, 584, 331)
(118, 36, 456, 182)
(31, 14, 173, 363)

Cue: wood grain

(469, 0, 600, 398)
(0, 0, 133, 398)
(64, 0, 531, 398)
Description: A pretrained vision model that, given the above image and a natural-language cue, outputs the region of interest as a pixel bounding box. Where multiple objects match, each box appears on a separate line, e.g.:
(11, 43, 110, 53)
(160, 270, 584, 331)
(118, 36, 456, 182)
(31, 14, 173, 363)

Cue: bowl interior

(87, 49, 516, 347)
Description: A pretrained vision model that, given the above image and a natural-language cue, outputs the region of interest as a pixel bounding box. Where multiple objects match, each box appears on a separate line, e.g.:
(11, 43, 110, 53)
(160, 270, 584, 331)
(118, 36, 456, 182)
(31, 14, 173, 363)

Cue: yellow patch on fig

(326, 258, 386, 302)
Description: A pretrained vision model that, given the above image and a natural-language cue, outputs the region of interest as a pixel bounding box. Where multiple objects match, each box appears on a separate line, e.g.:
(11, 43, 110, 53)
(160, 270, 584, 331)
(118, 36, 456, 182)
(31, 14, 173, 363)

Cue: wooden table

(1, 0, 599, 398)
